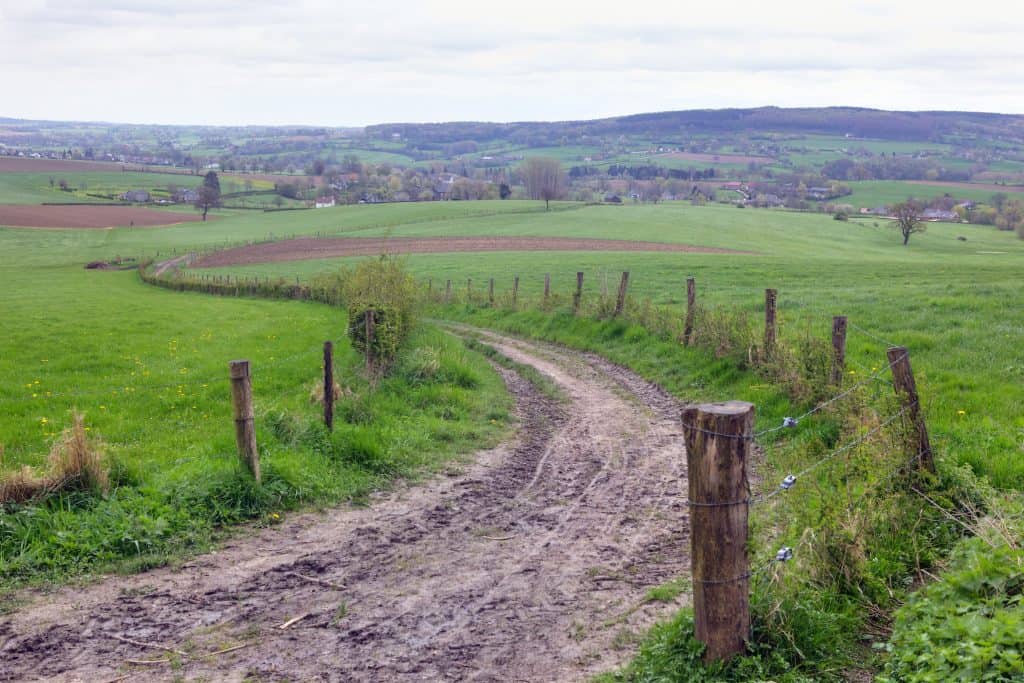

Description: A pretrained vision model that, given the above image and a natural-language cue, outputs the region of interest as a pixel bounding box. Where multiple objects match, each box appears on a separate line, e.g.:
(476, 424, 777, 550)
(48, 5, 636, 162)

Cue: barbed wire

(681, 349, 905, 442)
(848, 320, 901, 349)
(754, 402, 916, 504)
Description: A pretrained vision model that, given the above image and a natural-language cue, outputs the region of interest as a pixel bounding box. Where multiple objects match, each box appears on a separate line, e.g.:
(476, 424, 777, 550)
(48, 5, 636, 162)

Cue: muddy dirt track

(0, 205, 205, 229)
(195, 235, 750, 267)
(0, 328, 691, 682)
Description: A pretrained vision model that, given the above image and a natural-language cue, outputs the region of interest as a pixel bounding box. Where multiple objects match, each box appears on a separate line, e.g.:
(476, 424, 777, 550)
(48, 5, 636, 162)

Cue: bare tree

(521, 157, 566, 210)
(892, 200, 926, 245)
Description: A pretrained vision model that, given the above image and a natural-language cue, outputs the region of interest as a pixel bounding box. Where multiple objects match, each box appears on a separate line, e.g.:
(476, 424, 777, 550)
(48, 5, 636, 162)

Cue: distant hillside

(367, 107, 1024, 146)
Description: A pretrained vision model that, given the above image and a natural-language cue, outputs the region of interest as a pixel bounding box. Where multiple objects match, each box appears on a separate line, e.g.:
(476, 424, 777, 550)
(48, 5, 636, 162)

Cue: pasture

(188, 202, 1024, 489)
(2, 195, 1022, 681)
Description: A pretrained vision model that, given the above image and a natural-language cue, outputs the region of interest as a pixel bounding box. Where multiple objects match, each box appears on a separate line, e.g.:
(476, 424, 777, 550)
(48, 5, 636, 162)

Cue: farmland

(1, 166, 1022, 679)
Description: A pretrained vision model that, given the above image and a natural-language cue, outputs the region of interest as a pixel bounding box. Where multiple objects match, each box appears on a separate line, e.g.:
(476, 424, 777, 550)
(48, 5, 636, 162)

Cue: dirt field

(0, 328, 692, 682)
(0, 157, 124, 173)
(196, 236, 750, 267)
(655, 151, 775, 165)
(0, 204, 205, 229)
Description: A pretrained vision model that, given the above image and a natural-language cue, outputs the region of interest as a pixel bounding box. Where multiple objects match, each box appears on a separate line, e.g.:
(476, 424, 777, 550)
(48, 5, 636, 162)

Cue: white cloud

(0, 0, 1021, 125)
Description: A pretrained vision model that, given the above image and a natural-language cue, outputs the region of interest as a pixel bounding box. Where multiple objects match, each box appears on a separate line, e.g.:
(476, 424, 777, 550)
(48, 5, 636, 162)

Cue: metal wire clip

(780, 474, 797, 490)
(775, 547, 794, 562)
(782, 416, 799, 428)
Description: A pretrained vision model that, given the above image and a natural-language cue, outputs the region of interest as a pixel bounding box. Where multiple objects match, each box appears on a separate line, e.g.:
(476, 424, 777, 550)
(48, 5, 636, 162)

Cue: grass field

(0, 170, 205, 204)
(187, 202, 1024, 489)
(844, 180, 1024, 208)
(2, 194, 1022, 680)
(0, 220, 514, 590)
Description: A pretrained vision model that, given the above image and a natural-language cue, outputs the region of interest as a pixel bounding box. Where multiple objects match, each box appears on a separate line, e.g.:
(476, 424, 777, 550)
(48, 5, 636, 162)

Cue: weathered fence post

(683, 277, 696, 346)
(323, 341, 334, 432)
(681, 401, 754, 663)
(467, 278, 472, 302)
(544, 273, 551, 301)
(614, 271, 630, 316)
(229, 360, 260, 482)
(513, 275, 520, 305)
(831, 316, 848, 385)
(427, 278, 432, 297)
(488, 277, 495, 305)
(445, 279, 452, 303)
(764, 288, 777, 356)
(365, 309, 376, 375)
(887, 346, 935, 473)
(573, 271, 584, 313)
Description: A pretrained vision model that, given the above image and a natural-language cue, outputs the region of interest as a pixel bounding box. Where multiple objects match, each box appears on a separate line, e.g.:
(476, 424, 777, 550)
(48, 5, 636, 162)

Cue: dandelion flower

(957, 410, 966, 416)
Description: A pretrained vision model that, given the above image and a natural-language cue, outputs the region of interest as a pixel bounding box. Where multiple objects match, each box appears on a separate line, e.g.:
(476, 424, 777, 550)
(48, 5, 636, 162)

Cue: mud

(0, 328, 691, 682)
(193, 235, 751, 268)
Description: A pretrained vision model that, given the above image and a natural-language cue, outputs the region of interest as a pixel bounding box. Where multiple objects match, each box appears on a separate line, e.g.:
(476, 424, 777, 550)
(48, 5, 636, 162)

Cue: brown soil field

(656, 151, 775, 164)
(196, 236, 750, 267)
(0, 157, 124, 173)
(0, 204, 205, 229)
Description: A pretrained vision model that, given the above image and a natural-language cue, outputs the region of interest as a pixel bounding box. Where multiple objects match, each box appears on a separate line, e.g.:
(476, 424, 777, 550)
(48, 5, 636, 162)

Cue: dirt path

(0, 328, 691, 682)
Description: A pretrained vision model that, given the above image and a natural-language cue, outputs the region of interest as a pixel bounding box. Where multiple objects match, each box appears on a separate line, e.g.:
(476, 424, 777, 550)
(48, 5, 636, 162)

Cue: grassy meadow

(0, 220, 515, 592)
(2, 195, 1022, 679)
(190, 201, 1024, 488)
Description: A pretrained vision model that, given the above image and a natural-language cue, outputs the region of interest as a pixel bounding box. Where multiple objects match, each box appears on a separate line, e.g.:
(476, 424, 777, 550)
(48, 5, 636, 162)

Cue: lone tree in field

(195, 171, 222, 221)
(521, 157, 566, 210)
(892, 200, 926, 245)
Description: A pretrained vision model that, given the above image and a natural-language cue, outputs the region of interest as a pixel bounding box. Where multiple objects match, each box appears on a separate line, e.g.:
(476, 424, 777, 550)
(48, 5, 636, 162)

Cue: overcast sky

(2, 0, 1022, 127)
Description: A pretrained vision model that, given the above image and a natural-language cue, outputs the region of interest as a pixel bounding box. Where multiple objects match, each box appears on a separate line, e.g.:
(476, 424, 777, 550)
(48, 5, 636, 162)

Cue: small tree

(892, 200, 926, 245)
(194, 171, 221, 221)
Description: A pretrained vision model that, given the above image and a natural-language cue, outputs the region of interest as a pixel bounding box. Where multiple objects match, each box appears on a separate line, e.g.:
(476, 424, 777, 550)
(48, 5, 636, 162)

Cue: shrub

(338, 256, 420, 372)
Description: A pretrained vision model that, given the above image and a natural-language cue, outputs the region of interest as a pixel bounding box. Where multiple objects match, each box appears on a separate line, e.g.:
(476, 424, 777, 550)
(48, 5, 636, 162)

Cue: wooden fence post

(323, 341, 334, 432)
(683, 277, 696, 346)
(614, 271, 630, 316)
(488, 277, 495, 305)
(681, 400, 754, 663)
(887, 346, 935, 473)
(365, 309, 376, 375)
(467, 278, 472, 302)
(764, 288, 777, 356)
(831, 316, 847, 385)
(544, 273, 551, 301)
(427, 278, 432, 297)
(513, 275, 520, 305)
(445, 279, 452, 303)
(229, 360, 260, 482)
(573, 271, 584, 313)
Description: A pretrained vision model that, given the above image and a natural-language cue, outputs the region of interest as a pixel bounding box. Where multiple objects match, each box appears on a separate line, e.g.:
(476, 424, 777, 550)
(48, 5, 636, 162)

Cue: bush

(338, 256, 419, 372)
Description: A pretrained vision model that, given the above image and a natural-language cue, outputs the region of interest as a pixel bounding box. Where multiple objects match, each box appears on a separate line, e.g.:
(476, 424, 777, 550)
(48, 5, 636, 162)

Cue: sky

(1, 0, 1022, 127)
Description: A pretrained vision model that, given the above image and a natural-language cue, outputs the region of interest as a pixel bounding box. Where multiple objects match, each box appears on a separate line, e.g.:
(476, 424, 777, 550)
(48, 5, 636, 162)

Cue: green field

(188, 202, 1024, 488)
(3, 195, 1022, 680)
(844, 180, 1024, 208)
(0, 170, 205, 204)
(0, 212, 519, 589)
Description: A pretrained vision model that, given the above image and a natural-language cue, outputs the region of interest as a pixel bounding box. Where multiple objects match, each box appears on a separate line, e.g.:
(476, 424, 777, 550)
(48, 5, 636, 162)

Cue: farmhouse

(922, 208, 958, 221)
(315, 196, 336, 208)
(120, 190, 151, 203)
(173, 188, 199, 203)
